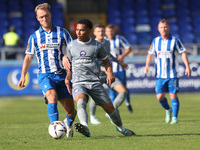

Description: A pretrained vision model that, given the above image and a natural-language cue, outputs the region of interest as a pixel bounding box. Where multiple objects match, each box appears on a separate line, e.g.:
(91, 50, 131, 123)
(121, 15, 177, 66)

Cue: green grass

(0, 93, 200, 150)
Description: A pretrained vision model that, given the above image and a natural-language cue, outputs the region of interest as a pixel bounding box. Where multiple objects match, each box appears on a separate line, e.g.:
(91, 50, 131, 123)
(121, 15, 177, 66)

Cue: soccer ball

(48, 121, 67, 139)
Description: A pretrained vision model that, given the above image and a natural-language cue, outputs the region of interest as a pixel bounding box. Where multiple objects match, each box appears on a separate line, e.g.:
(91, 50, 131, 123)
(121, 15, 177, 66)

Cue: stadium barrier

(0, 56, 199, 96)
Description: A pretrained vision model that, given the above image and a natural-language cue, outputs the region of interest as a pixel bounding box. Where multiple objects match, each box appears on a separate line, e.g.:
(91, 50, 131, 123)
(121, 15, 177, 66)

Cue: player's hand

(144, 67, 149, 74)
(63, 55, 71, 71)
(185, 67, 191, 78)
(106, 73, 115, 86)
(65, 78, 72, 95)
(119, 62, 128, 70)
(18, 77, 25, 88)
(117, 54, 124, 63)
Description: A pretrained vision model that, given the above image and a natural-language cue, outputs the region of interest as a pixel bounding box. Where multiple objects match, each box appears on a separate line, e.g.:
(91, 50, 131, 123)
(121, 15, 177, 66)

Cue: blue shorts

(38, 70, 72, 103)
(113, 71, 126, 85)
(155, 78, 179, 94)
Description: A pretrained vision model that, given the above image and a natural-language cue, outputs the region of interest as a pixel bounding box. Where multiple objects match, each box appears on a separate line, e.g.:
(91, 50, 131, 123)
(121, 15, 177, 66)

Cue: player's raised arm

(18, 54, 33, 88)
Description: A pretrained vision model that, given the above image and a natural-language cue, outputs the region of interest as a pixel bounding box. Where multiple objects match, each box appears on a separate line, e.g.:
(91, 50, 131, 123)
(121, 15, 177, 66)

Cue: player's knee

(46, 89, 58, 103)
(77, 98, 87, 109)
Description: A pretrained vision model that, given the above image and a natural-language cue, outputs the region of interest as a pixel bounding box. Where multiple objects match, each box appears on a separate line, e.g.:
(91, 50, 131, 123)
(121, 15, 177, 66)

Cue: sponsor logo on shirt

(158, 51, 171, 58)
(39, 43, 60, 50)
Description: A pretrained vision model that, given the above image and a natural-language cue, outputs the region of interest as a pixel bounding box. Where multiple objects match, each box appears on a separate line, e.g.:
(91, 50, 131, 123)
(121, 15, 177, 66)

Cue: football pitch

(0, 93, 199, 150)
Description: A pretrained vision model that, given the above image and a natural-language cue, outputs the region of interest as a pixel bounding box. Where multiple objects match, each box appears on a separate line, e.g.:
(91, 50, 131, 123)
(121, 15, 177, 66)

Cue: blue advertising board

(0, 61, 199, 96)
(126, 62, 200, 93)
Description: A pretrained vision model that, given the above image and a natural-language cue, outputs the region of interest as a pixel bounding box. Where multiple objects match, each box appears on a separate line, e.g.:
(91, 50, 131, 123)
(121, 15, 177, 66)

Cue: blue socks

(125, 89, 130, 105)
(171, 98, 179, 118)
(47, 103, 58, 123)
(66, 110, 77, 126)
(158, 97, 170, 110)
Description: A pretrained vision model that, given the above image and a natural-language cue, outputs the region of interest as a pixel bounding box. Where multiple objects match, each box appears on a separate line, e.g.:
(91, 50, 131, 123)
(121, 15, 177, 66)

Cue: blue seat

(177, 16, 191, 23)
(176, 0, 188, 8)
(163, 8, 176, 17)
(0, 20, 8, 27)
(23, 19, 38, 28)
(135, 10, 148, 17)
(0, 28, 8, 36)
(23, 11, 35, 19)
(180, 32, 195, 44)
(22, 3, 35, 12)
(125, 34, 138, 45)
(122, 25, 135, 35)
(107, 0, 121, 9)
(52, 11, 64, 20)
(135, 0, 148, 9)
(179, 24, 192, 32)
(136, 17, 149, 24)
(122, 17, 135, 24)
(107, 9, 120, 18)
(149, 10, 162, 17)
(137, 32, 152, 45)
(107, 17, 121, 25)
(194, 31, 200, 43)
(35, 0, 48, 5)
(8, 2, 21, 12)
(176, 8, 190, 17)
(169, 23, 179, 32)
(121, 0, 134, 10)
(121, 9, 134, 17)
(51, 2, 63, 11)
(0, 12, 7, 19)
(0, 3, 7, 12)
(9, 18, 22, 28)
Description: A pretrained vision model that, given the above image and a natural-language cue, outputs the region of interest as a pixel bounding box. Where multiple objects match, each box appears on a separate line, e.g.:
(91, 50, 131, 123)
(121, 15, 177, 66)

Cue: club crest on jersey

(80, 50, 86, 56)
(74, 88, 79, 93)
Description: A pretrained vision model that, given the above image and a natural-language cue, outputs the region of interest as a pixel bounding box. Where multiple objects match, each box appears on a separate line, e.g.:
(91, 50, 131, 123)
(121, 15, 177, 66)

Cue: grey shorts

(72, 82, 112, 105)
(100, 76, 122, 89)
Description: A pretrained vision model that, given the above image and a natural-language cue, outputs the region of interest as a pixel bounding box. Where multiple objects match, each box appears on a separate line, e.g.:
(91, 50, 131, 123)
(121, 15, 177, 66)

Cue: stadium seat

(125, 34, 138, 45)
(107, 17, 121, 25)
(22, 3, 35, 12)
(0, 20, 9, 28)
(163, 8, 176, 18)
(137, 32, 152, 45)
(0, 3, 7, 12)
(0, 12, 7, 19)
(8, 2, 21, 12)
(9, 17, 22, 28)
(179, 23, 192, 32)
(121, 25, 135, 35)
(180, 32, 195, 44)
(176, 8, 190, 17)
(136, 17, 149, 24)
(121, 9, 134, 17)
(107, 9, 120, 18)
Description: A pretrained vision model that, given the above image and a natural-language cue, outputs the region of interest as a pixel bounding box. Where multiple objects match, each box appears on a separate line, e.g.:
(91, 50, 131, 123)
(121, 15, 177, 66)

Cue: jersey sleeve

(66, 42, 72, 61)
(97, 43, 107, 60)
(148, 39, 155, 55)
(120, 36, 131, 49)
(25, 34, 35, 55)
(175, 38, 186, 53)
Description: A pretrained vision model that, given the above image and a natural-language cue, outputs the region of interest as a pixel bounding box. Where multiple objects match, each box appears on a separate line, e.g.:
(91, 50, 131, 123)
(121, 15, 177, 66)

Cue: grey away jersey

(98, 39, 118, 77)
(67, 38, 107, 84)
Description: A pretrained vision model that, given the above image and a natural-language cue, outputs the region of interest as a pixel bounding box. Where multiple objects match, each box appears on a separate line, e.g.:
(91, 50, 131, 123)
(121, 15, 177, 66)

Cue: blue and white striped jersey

(25, 25, 72, 73)
(148, 34, 186, 78)
(105, 35, 131, 73)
